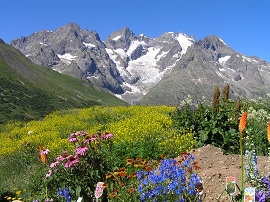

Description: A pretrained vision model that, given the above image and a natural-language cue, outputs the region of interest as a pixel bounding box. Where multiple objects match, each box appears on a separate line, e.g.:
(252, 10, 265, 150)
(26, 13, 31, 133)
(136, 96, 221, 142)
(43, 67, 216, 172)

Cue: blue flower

(256, 190, 266, 202)
(137, 155, 202, 201)
(58, 187, 71, 202)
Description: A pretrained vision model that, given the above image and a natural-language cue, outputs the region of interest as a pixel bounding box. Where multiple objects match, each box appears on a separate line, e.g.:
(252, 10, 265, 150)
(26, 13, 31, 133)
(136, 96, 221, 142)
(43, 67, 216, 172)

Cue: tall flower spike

(267, 121, 270, 143)
(239, 112, 248, 133)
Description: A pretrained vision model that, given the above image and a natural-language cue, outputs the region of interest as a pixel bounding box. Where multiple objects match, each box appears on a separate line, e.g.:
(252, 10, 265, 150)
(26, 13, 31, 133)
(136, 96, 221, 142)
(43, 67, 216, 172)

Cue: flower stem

(240, 130, 244, 200)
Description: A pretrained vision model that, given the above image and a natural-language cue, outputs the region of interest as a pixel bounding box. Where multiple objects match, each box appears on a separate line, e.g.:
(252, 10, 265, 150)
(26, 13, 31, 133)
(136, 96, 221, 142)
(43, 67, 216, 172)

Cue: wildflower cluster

(4, 188, 23, 201)
(45, 131, 114, 201)
(105, 157, 160, 201)
(254, 174, 270, 201)
(137, 153, 203, 201)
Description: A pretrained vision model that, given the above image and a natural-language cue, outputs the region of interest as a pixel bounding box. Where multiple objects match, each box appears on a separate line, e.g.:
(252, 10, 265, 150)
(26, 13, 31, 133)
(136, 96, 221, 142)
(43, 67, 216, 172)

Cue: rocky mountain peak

(196, 35, 228, 51)
(9, 24, 270, 105)
(0, 38, 5, 44)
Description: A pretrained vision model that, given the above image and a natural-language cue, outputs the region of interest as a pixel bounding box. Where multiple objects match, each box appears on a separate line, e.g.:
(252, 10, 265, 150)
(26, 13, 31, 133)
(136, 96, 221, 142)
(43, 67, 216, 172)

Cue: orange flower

(239, 112, 248, 132)
(119, 171, 127, 177)
(128, 187, 135, 194)
(160, 154, 165, 159)
(119, 181, 125, 187)
(113, 169, 120, 176)
(145, 165, 152, 172)
(267, 121, 270, 142)
(40, 153, 47, 164)
(106, 173, 112, 179)
(108, 192, 117, 198)
(128, 173, 137, 178)
(39, 145, 50, 164)
(126, 158, 133, 165)
(135, 157, 142, 162)
(119, 167, 126, 171)
(134, 163, 140, 168)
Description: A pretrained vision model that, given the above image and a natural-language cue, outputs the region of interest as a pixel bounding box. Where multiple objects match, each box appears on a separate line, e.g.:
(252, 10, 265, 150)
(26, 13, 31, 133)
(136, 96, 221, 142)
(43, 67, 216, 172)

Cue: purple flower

(83, 135, 98, 144)
(68, 137, 78, 143)
(75, 146, 88, 156)
(50, 161, 60, 168)
(56, 154, 66, 161)
(256, 190, 266, 202)
(64, 155, 80, 168)
(101, 133, 114, 140)
(261, 176, 270, 185)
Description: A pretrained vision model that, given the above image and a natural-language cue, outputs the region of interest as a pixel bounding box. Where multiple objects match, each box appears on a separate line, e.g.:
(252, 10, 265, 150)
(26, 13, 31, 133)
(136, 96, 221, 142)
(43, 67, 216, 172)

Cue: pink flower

(56, 155, 66, 161)
(64, 155, 80, 168)
(50, 161, 60, 168)
(68, 137, 78, 143)
(46, 169, 52, 178)
(83, 135, 98, 144)
(75, 146, 88, 156)
(101, 133, 114, 140)
(79, 131, 88, 136)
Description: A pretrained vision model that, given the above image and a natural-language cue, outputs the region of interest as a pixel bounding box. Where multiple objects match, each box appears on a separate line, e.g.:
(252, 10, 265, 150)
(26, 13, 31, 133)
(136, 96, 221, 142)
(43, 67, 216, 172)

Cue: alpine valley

(11, 23, 270, 105)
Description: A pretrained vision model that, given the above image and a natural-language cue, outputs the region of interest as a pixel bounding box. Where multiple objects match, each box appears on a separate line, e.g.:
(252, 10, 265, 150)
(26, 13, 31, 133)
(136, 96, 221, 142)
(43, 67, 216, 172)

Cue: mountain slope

(140, 35, 270, 105)
(0, 40, 128, 124)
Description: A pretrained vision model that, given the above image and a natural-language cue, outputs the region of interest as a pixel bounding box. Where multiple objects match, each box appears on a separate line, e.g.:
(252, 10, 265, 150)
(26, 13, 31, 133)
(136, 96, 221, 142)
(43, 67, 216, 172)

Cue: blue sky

(0, 0, 269, 62)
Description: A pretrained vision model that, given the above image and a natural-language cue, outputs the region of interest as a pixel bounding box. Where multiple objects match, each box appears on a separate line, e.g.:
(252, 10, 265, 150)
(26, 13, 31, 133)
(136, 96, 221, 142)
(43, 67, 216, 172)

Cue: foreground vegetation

(1, 85, 270, 201)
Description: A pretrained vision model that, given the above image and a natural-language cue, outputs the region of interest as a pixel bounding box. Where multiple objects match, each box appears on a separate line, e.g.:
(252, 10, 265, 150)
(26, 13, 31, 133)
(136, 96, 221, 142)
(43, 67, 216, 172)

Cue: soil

(190, 144, 269, 201)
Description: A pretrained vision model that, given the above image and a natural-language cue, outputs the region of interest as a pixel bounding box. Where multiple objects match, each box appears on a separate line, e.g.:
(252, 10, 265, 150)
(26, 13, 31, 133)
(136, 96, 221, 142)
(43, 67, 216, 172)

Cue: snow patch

(218, 55, 231, 65)
(39, 42, 47, 46)
(126, 40, 146, 57)
(175, 33, 194, 55)
(219, 38, 228, 46)
(112, 35, 121, 41)
(114, 48, 128, 60)
(126, 47, 172, 94)
(83, 42, 96, 48)
(242, 56, 258, 63)
(57, 53, 77, 65)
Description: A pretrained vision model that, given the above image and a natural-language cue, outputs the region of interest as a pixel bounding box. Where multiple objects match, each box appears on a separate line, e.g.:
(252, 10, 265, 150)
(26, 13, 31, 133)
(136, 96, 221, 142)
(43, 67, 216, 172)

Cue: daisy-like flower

(64, 155, 80, 168)
(50, 161, 60, 168)
(68, 137, 78, 143)
(75, 146, 88, 156)
(101, 133, 114, 140)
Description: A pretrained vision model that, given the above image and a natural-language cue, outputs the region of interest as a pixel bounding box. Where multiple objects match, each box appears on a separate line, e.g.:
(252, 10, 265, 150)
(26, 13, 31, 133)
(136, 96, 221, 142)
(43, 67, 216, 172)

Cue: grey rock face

(11, 23, 124, 94)
(140, 35, 270, 105)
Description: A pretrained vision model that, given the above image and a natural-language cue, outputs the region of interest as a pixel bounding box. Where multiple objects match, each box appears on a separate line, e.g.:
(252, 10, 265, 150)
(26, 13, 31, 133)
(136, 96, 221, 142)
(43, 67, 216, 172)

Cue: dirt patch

(191, 144, 268, 201)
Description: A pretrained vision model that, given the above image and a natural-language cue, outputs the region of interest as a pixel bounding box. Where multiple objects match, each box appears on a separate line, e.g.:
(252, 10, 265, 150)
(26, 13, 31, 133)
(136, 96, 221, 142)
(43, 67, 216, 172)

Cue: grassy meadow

(1, 91, 270, 201)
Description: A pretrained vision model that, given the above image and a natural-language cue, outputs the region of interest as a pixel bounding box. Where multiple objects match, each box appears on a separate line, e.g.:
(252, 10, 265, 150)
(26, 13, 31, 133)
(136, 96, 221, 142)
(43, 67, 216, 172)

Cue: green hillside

(0, 42, 128, 124)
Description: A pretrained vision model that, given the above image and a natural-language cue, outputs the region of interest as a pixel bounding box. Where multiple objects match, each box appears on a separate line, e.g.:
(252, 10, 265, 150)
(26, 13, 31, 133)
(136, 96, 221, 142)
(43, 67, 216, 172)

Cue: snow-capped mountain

(10, 23, 270, 105)
(104, 28, 195, 102)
